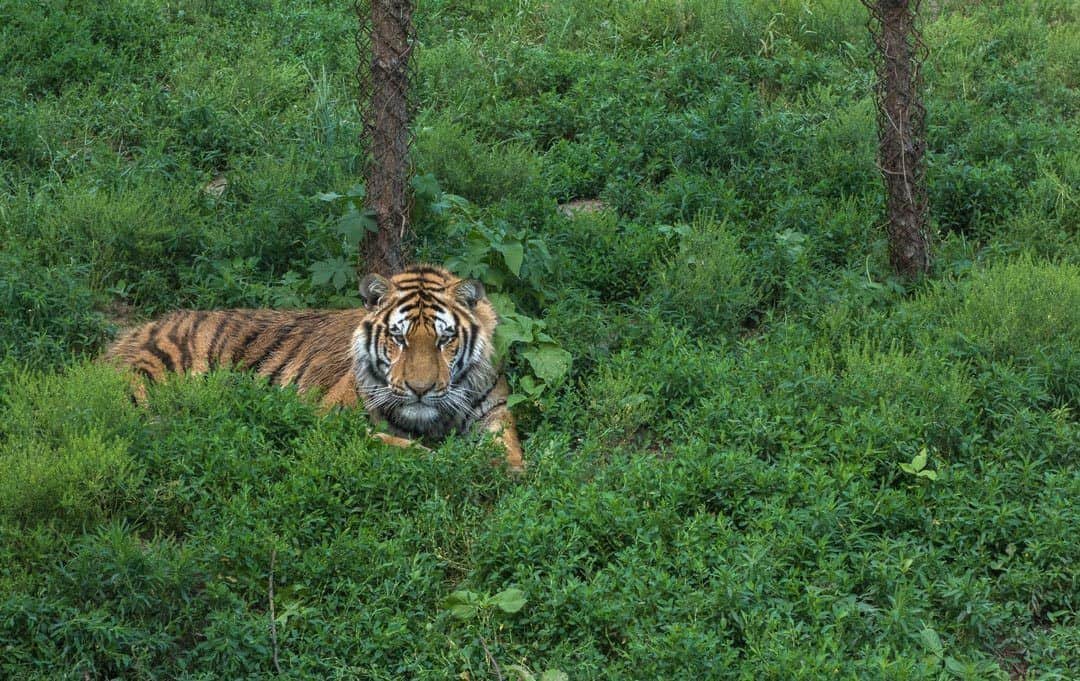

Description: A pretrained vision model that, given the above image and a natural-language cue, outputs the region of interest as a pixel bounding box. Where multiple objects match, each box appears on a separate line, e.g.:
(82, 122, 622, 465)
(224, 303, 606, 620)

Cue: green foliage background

(1, 0, 1077, 678)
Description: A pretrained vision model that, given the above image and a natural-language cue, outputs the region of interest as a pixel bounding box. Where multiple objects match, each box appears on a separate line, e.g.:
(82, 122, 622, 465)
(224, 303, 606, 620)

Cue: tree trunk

(865, 0, 932, 278)
(360, 0, 413, 276)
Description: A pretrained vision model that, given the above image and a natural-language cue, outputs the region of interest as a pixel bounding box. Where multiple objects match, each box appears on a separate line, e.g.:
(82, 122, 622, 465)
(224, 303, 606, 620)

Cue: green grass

(1, 0, 1078, 678)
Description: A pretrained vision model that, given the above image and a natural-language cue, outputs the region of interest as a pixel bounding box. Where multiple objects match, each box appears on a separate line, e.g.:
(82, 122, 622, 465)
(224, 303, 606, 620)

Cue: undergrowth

(0, 0, 1077, 678)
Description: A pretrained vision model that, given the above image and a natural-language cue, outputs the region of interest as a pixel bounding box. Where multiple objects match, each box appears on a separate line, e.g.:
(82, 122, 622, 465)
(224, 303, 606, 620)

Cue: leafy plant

(900, 447, 939, 481)
(443, 214, 571, 407)
(310, 184, 375, 293)
(442, 587, 527, 621)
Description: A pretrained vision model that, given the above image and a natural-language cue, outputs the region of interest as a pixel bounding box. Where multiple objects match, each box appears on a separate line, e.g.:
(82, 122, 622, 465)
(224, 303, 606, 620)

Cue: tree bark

(866, 0, 932, 278)
(361, 0, 413, 276)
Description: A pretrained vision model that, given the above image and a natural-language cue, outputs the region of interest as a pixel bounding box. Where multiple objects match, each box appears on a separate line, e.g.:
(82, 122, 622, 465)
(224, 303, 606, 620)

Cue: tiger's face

(351, 266, 498, 434)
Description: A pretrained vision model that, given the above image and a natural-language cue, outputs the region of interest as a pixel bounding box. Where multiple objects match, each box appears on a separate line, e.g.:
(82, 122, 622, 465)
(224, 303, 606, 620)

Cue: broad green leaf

(487, 292, 519, 317)
(540, 671, 569, 681)
(493, 313, 536, 360)
(911, 448, 928, 471)
(943, 656, 966, 676)
(315, 191, 343, 202)
(917, 469, 938, 481)
(443, 590, 482, 619)
(493, 588, 527, 613)
(448, 603, 479, 620)
(337, 208, 377, 246)
(506, 393, 528, 408)
(522, 344, 572, 384)
(496, 241, 524, 276)
(518, 374, 543, 397)
(919, 627, 943, 655)
(443, 589, 480, 606)
(410, 173, 441, 200)
(310, 257, 355, 291)
(900, 463, 917, 474)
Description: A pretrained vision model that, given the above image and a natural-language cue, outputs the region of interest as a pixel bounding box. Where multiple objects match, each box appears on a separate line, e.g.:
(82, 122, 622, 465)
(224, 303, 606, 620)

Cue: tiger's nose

(405, 380, 435, 397)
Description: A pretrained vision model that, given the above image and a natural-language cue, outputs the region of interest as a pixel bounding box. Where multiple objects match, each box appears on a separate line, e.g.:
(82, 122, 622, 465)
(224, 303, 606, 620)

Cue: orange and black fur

(105, 265, 524, 471)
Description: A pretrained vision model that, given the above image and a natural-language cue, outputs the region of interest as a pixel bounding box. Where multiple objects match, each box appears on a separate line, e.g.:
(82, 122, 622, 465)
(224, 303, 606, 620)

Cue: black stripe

(474, 399, 508, 422)
(251, 324, 294, 371)
(264, 336, 304, 385)
(462, 321, 478, 363)
(454, 325, 472, 376)
(206, 314, 232, 368)
(266, 358, 291, 386)
(134, 366, 155, 381)
(395, 280, 445, 292)
(367, 360, 388, 386)
(371, 325, 384, 361)
(181, 312, 209, 371)
(143, 324, 175, 373)
(232, 326, 264, 367)
(166, 315, 190, 372)
(132, 360, 158, 378)
(470, 381, 498, 410)
(291, 351, 317, 388)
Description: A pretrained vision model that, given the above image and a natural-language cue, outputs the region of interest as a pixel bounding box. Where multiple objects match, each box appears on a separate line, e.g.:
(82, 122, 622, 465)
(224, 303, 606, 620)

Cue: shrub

(654, 215, 761, 336)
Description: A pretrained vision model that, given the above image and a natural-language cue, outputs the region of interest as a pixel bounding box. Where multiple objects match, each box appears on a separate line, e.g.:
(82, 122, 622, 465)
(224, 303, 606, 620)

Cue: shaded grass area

(1, 0, 1078, 678)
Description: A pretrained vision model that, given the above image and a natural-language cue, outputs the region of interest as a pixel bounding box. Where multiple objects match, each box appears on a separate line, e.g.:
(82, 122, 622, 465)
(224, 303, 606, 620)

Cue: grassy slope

(1, 0, 1078, 678)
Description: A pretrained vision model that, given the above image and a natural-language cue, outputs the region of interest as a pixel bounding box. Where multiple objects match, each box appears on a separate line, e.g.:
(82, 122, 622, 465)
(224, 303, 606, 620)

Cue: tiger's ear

(454, 279, 486, 308)
(359, 273, 392, 309)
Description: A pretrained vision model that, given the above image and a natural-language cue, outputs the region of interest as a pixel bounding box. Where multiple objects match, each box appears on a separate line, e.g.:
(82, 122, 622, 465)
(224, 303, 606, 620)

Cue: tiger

(104, 265, 524, 472)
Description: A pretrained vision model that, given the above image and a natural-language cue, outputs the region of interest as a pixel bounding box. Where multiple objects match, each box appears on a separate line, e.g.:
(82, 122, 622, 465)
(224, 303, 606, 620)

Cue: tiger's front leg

(486, 408, 525, 473)
(477, 376, 525, 473)
(368, 430, 430, 451)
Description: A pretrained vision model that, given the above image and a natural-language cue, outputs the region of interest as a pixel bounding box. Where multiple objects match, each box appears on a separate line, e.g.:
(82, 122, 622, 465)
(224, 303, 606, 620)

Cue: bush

(0, 364, 140, 526)
(654, 215, 762, 336)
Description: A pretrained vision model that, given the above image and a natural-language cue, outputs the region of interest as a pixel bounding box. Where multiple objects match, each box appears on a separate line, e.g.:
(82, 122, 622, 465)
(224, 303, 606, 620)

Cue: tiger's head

(351, 265, 499, 435)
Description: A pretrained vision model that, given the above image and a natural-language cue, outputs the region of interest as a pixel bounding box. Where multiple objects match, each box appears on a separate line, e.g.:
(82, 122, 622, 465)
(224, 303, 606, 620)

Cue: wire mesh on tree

(355, 0, 416, 276)
(862, 0, 931, 278)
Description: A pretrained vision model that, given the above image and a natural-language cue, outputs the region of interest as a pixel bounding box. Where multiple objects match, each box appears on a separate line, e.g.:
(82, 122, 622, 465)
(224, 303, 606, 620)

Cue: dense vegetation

(1, 0, 1077, 678)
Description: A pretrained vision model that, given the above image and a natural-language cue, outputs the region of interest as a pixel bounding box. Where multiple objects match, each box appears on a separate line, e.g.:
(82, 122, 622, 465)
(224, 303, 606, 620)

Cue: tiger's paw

(369, 430, 431, 452)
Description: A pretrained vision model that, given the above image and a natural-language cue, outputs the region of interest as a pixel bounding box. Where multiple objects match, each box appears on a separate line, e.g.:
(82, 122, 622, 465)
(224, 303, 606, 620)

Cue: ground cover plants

(1, 0, 1077, 678)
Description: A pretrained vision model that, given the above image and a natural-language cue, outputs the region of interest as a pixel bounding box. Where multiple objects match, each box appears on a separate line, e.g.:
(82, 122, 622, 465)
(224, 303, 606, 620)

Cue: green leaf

(309, 257, 356, 291)
(315, 191, 343, 202)
(911, 447, 928, 471)
(920, 626, 944, 655)
(336, 208, 377, 246)
(493, 313, 537, 360)
(900, 463, 917, 474)
(943, 656, 966, 676)
(917, 469, 938, 480)
(522, 344, 572, 384)
(443, 590, 482, 620)
(448, 603, 479, 620)
(410, 173, 441, 201)
(496, 241, 525, 277)
(540, 671, 569, 681)
(517, 374, 543, 397)
(506, 393, 528, 408)
(492, 588, 527, 614)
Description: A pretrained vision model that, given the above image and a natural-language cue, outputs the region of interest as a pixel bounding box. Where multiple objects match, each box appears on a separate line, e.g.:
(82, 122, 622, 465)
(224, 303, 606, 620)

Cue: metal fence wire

(354, 0, 416, 275)
(861, 0, 932, 277)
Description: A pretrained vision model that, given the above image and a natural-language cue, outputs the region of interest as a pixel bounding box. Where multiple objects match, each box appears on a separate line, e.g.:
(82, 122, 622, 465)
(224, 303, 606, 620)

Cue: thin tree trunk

(866, 0, 932, 278)
(360, 0, 413, 275)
